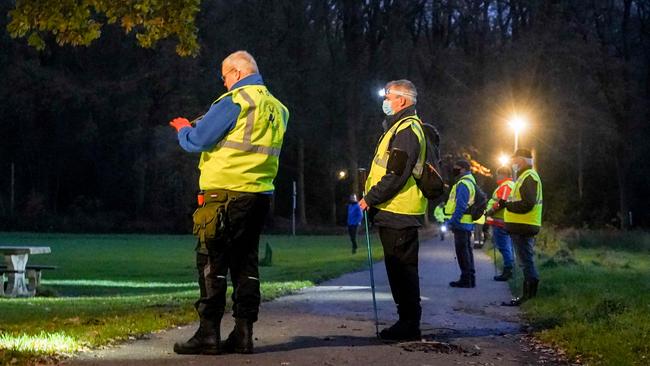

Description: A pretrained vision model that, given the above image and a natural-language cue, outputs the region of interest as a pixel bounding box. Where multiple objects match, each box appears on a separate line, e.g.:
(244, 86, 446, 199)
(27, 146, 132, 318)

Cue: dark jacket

(365, 105, 423, 229)
(504, 166, 540, 236)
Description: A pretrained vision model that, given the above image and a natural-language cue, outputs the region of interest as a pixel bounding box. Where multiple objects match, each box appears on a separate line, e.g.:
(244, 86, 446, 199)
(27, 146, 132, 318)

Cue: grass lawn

(489, 229, 650, 366)
(0, 232, 383, 364)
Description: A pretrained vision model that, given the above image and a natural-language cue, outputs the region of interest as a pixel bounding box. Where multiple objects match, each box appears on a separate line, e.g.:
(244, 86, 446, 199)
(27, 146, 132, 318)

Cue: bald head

(221, 51, 259, 90)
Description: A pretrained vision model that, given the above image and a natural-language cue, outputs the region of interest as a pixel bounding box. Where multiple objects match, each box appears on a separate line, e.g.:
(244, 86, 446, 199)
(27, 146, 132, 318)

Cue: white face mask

(512, 163, 520, 172)
(382, 99, 395, 116)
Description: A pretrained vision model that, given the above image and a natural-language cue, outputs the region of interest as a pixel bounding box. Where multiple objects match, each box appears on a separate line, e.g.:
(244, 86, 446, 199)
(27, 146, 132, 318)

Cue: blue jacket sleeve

(348, 204, 363, 226)
(177, 96, 241, 153)
(449, 183, 469, 229)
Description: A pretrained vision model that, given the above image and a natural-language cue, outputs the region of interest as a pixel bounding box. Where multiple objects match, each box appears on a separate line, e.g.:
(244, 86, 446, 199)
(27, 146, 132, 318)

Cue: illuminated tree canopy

(6, 0, 200, 56)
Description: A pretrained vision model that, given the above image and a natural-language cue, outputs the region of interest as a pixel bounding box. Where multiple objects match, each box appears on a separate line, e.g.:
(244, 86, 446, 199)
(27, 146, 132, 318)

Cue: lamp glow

(508, 115, 527, 134)
(338, 170, 347, 179)
(498, 154, 510, 166)
(377, 88, 386, 97)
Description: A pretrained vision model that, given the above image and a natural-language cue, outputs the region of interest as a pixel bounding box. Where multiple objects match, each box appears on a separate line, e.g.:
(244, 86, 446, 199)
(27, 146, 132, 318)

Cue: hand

(498, 199, 507, 209)
(169, 117, 191, 132)
(359, 198, 369, 211)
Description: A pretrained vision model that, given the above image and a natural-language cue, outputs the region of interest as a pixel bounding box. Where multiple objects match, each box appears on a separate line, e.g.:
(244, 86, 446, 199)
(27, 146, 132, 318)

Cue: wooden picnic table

(0, 246, 51, 297)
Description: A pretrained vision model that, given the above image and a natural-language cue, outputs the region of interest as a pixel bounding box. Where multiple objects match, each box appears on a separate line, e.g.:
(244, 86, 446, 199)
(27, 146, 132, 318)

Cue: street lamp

(508, 114, 527, 152)
(338, 170, 348, 180)
(497, 154, 510, 167)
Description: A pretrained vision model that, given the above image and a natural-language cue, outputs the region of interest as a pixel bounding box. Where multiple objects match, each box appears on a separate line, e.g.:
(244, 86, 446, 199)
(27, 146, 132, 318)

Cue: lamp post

(508, 115, 527, 180)
(508, 115, 527, 152)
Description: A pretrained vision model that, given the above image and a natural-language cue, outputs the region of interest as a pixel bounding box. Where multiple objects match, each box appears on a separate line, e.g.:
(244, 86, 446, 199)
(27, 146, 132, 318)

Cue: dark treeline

(1, 0, 649, 233)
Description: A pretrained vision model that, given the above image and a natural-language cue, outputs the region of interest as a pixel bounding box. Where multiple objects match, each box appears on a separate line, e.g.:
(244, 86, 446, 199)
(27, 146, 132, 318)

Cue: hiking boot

(223, 318, 254, 354)
(449, 278, 474, 288)
(493, 267, 513, 281)
(502, 278, 538, 306)
(173, 319, 220, 355)
(379, 320, 421, 341)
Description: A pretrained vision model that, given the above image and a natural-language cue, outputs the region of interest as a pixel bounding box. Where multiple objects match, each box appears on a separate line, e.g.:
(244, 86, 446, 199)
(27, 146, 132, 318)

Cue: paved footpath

(66, 234, 562, 366)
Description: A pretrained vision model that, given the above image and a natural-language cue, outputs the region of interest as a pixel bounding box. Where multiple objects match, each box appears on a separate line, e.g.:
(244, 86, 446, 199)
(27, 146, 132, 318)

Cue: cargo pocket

(193, 200, 228, 247)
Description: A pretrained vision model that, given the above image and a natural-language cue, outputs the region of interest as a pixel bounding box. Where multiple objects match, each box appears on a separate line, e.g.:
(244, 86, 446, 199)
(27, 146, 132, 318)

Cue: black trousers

(195, 193, 270, 323)
(453, 229, 475, 280)
(348, 225, 359, 250)
(378, 226, 421, 323)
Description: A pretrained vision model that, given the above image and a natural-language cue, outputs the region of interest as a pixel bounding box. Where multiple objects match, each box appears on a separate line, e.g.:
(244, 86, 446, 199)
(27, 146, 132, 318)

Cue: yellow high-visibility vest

(504, 169, 543, 227)
(365, 115, 427, 215)
(198, 84, 289, 192)
(444, 174, 476, 224)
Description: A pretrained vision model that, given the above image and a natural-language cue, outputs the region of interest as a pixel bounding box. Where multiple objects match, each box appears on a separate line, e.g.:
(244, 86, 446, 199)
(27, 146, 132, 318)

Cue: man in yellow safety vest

(359, 79, 427, 341)
(169, 51, 289, 354)
(499, 149, 543, 306)
(444, 159, 477, 288)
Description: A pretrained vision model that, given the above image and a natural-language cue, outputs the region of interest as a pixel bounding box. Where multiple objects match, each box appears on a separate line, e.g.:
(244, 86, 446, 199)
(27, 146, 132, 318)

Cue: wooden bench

(0, 264, 57, 295)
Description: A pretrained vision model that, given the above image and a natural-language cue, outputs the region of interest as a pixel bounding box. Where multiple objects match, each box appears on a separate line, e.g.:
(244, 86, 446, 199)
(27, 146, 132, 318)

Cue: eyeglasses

(221, 68, 237, 81)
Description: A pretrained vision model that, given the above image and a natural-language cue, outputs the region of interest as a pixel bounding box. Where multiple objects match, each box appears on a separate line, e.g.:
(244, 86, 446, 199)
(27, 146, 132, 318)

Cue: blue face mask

(382, 99, 395, 116)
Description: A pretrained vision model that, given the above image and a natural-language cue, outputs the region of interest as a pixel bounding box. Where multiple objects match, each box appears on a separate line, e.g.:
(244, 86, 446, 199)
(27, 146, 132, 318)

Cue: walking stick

(359, 168, 380, 338)
(492, 240, 498, 275)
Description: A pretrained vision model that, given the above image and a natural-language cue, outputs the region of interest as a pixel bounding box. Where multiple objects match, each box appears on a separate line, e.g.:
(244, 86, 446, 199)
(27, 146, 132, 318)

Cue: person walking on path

(444, 159, 477, 288)
(499, 149, 543, 306)
(359, 79, 427, 341)
(485, 166, 516, 281)
(347, 194, 363, 254)
(169, 51, 289, 354)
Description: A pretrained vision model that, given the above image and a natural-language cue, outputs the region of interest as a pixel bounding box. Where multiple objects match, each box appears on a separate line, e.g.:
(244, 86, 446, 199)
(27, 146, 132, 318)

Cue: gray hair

(222, 50, 259, 74)
(385, 79, 418, 104)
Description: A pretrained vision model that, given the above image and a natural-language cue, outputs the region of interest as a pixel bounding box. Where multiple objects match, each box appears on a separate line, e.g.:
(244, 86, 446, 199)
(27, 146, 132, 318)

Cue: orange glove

(169, 117, 191, 132)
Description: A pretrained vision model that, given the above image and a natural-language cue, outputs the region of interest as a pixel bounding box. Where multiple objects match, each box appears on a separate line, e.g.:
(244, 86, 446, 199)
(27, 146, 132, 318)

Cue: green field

(495, 229, 650, 366)
(0, 232, 382, 363)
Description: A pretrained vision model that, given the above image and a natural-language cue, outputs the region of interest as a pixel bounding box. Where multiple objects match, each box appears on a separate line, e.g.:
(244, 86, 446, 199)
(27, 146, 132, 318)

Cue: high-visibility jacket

(487, 179, 515, 226)
(198, 84, 289, 192)
(433, 205, 446, 223)
(365, 116, 427, 215)
(504, 169, 543, 227)
(444, 174, 477, 224)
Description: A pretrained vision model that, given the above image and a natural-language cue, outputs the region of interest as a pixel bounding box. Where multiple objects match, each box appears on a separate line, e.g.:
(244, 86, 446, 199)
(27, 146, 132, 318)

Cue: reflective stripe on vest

(365, 115, 427, 215)
(488, 180, 516, 221)
(444, 174, 476, 224)
(504, 169, 543, 227)
(198, 84, 289, 192)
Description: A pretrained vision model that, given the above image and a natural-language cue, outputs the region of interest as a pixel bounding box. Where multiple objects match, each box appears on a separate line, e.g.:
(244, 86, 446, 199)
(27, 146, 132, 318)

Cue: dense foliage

(1, 0, 649, 232)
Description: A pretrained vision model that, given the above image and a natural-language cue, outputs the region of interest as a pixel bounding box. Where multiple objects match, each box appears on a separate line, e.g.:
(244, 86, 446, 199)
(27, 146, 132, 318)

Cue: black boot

(502, 279, 531, 307)
(223, 318, 254, 354)
(173, 318, 221, 355)
(493, 267, 513, 281)
(449, 274, 474, 288)
(379, 320, 421, 341)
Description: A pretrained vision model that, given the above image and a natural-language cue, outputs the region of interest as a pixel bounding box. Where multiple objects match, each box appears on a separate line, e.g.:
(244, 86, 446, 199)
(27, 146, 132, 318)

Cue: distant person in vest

(347, 194, 363, 254)
(444, 159, 477, 288)
(485, 166, 515, 281)
(359, 79, 427, 341)
(169, 51, 289, 354)
(434, 202, 447, 241)
(498, 148, 543, 306)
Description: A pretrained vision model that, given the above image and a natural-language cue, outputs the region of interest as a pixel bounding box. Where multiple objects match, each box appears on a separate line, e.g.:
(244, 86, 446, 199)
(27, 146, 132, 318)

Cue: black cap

(512, 148, 532, 159)
(454, 159, 471, 170)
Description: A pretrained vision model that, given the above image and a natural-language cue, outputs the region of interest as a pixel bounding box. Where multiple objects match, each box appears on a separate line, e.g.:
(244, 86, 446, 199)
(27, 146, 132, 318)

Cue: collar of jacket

(456, 172, 473, 183)
(497, 177, 513, 185)
(231, 73, 265, 90)
(517, 166, 532, 175)
(385, 105, 417, 130)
